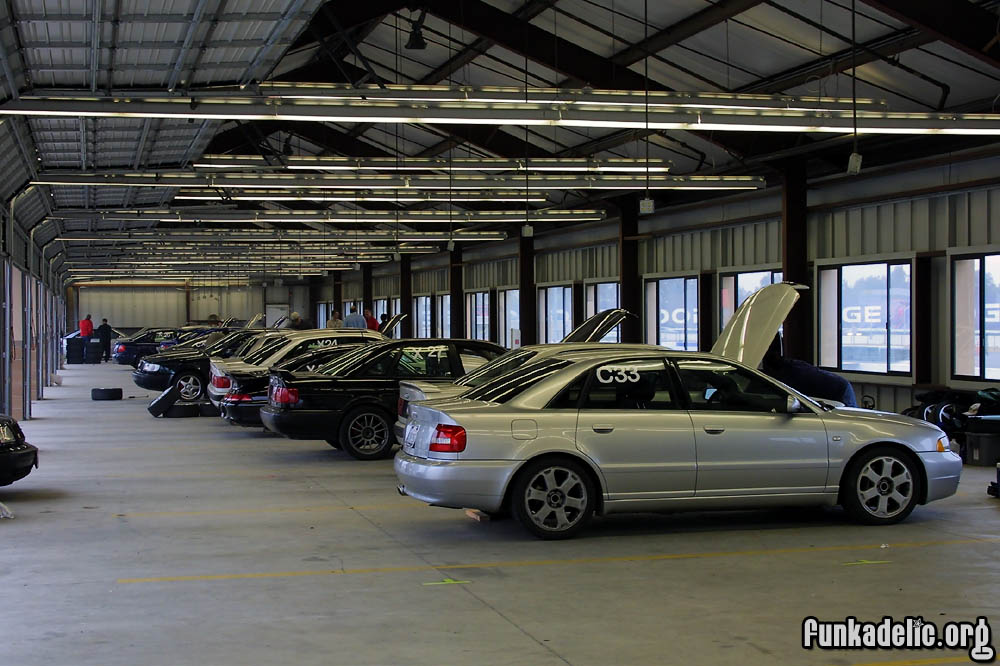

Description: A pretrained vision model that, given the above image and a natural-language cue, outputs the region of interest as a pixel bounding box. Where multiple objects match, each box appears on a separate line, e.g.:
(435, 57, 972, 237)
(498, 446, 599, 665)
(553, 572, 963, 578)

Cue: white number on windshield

(596, 366, 640, 384)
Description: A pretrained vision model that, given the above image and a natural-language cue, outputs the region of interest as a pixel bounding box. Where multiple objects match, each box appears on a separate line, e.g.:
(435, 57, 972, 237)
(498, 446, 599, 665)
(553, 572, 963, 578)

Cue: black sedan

(113, 327, 185, 367)
(261, 339, 504, 460)
(220, 345, 363, 427)
(0, 416, 37, 486)
(132, 329, 266, 400)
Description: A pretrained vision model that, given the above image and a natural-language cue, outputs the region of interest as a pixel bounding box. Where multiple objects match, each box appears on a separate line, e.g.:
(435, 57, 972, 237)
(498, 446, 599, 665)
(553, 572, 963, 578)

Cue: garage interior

(3, 1, 1000, 664)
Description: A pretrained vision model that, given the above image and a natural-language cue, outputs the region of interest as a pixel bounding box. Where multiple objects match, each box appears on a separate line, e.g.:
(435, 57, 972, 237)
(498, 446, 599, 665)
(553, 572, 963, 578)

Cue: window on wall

(818, 261, 911, 374)
(435, 294, 451, 338)
(720, 270, 783, 330)
(414, 296, 432, 338)
(645, 277, 698, 350)
(538, 285, 573, 343)
(498, 289, 520, 348)
(374, 299, 388, 320)
(585, 282, 620, 342)
(317, 303, 328, 328)
(466, 291, 490, 340)
(952, 254, 1000, 380)
(343, 300, 360, 318)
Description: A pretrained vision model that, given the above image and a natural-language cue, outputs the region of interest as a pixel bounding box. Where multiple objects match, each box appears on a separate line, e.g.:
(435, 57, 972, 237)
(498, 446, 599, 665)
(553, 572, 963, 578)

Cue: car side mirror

(786, 396, 802, 414)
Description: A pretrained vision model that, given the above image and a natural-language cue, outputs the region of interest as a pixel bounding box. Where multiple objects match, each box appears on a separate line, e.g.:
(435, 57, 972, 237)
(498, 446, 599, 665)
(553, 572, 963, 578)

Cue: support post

(699, 272, 714, 351)
(449, 246, 463, 338)
(618, 196, 641, 343)
(781, 160, 811, 360)
(518, 232, 536, 346)
(362, 264, 373, 314)
(913, 254, 932, 384)
(332, 272, 343, 314)
(399, 255, 413, 337)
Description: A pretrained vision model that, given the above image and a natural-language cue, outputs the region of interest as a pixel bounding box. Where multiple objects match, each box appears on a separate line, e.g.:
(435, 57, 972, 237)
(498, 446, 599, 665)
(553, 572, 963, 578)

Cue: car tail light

(211, 375, 230, 389)
(398, 398, 408, 416)
(429, 424, 466, 453)
(271, 387, 299, 405)
(225, 392, 252, 403)
(115, 344, 125, 353)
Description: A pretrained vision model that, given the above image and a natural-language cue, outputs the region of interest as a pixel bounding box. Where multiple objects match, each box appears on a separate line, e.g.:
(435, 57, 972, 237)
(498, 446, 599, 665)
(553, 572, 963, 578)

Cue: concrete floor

(3, 363, 998, 666)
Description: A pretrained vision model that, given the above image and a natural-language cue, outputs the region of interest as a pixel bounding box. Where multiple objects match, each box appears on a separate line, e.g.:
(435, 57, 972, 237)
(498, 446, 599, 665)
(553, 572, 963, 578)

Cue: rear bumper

(132, 370, 171, 391)
(0, 443, 38, 486)
(260, 406, 339, 439)
(222, 401, 264, 427)
(917, 450, 963, 503)
(393, 451, 519, 513)
(113, 352, 135, 365)
(207, 384, 228, 407)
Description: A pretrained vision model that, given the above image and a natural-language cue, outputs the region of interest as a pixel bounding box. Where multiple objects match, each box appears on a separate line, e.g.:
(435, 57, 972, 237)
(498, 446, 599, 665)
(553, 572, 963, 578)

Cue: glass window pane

(676, 359, 788, 413)
(720, 275, 735, 330)
(986, 256, 1000, 380)
(581, 359, 677, 410)
(595, 283, 619, 342)
(736, 271, 772, 307)
(819, 268, 839, 368)
(545, 286, 569, 343)
(500, 289, 520, 348)
(888, 264, 911, 373)
(841, 263, 888, 373)
(658, 278, 687, 350)
(954, 258, 981, 377)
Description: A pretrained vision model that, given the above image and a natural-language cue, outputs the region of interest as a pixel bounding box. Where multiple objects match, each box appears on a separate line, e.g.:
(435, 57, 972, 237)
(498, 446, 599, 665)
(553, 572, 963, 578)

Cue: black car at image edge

(0, 415, 38, 486)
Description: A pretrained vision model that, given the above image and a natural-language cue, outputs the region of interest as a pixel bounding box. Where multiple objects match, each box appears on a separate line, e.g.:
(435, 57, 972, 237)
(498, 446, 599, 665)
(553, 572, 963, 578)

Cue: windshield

(203, 332, 244, 355)
(455, 349, 539, 388)
(243, 336, 289, 364)
(463, 358, 573, 404)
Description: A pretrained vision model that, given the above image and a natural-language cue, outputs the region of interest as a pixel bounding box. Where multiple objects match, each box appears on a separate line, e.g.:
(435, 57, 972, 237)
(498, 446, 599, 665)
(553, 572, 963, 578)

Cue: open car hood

(561, 308, 633, 343)
(382, 313, 407, 335)
(710, 283, 806, 368)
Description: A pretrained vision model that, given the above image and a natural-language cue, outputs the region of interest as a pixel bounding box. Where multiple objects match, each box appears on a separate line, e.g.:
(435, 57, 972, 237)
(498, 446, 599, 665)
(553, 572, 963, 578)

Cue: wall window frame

(584, 280, 621, 342)
(497, 287, 520, 348)
(537, 283, 573, 343)
(435, 293, 451, 338)
(816, 255, 913, 377)
(413, 295, 432, 338)
(643, 274, 699, 350)
(949, 248, 1000, 381)
(465, 290, 490, 341)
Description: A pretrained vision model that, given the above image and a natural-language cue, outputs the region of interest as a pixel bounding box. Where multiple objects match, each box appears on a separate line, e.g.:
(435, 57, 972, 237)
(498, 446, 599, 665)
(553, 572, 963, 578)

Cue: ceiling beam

(860, 0, 1000, 71)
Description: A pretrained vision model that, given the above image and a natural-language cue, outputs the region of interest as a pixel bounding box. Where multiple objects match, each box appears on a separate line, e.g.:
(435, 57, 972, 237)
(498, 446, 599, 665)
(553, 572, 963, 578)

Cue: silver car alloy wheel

(176, 374, 202, 401)
(347, 413, 389, 453)
(855, 455, 913, 519)
(523, 466, 589, 532)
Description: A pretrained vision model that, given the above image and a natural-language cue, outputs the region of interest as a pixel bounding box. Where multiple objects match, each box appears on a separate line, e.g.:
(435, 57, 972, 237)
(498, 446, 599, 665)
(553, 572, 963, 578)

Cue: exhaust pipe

(396, 484, 406, 496)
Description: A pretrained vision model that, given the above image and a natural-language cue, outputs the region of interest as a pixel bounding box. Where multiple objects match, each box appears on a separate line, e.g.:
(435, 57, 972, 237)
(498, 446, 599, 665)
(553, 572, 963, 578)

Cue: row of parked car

(124, 284, 963, 539)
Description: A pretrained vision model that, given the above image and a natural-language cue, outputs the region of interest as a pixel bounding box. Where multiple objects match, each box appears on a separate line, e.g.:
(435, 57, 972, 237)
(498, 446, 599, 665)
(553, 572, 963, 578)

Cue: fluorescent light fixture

(49, 208, 605, 224)
(171, 190, 549, 203)
(5, 93, 996, 136)
(194, 155, 672, 173)
(34, 173, 765, 191)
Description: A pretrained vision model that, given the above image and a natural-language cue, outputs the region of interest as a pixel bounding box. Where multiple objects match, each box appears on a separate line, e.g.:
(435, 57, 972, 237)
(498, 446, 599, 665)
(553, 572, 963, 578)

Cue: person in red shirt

(79, 314, 94, 339)
(364, 308, 379, 331)
(79, 314, 94, 362)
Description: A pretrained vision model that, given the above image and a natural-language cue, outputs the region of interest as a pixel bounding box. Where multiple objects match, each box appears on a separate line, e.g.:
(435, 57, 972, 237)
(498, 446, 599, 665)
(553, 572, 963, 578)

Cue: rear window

(463, 359, 573, 404)
(243, 336, 288, 364)
(456, 349, 539, 388)
(316, 344, 388, 376)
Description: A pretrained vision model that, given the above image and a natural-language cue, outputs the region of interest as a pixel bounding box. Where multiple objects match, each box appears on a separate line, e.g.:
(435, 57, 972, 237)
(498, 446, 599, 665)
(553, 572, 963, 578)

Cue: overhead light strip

(193, 156, 672, 173)
(49, 208, 606, 223)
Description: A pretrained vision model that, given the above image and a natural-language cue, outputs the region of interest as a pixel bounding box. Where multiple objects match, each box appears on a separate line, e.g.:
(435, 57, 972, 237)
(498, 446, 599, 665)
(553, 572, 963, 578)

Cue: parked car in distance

(61, 326, 125, 354)
(396, 309, 636, 443)
(113, 327, 185, 367)
(0, 415, 37, 486)
(132, 329, 268, 400)
(395, 283, 963, 539)
(221, 345, 363, 427)
(156, 326, 236, 352)
(208, 328, 389, 407)
(261, 338, 504, 460)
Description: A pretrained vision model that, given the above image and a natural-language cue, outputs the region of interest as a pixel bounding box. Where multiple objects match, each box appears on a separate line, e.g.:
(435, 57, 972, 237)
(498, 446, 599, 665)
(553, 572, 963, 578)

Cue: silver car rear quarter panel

(394, 452, 518, 512)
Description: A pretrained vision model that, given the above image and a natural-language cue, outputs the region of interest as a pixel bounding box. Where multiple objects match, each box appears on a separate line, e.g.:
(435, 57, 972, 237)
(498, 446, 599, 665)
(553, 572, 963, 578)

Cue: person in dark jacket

(761, 335, 857, 407)
(96, 318, 113, 362)
(287, 312, 314, 330)
(378, 313, 390, 332)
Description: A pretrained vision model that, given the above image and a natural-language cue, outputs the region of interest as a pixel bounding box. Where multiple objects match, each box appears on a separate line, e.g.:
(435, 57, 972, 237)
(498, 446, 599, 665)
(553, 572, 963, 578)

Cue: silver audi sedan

(395, 285, 963, 539)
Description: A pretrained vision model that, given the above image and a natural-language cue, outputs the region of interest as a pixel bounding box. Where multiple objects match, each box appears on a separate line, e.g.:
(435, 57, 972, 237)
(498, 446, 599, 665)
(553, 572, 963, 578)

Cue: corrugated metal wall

(373, 274, 400, 298)
(536, 243, 618, 283)
(465, 257, 517, 290)
(639, 220, 781, 274)
(412, 268, 447, 294)
(189, 288, 262, 321)
(79, 286, 186, 327)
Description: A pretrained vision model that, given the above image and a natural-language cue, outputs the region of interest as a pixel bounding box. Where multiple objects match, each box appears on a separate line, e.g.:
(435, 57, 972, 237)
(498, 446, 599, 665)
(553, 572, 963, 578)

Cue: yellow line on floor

(117, 536, 998, 585)
(851, 656, 972, 665)
(117, 502, 419, 517)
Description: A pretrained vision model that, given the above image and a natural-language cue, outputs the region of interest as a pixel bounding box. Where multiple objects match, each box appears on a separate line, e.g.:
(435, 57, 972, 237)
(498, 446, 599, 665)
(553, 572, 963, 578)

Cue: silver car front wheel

(843, 447, 920, 525)
(512, 459, 594, 540)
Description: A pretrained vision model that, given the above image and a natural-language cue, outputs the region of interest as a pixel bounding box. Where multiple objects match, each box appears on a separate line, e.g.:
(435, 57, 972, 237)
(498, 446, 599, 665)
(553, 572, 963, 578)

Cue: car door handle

(703, 426, 726, 434)
(592, 424, 615, 433)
